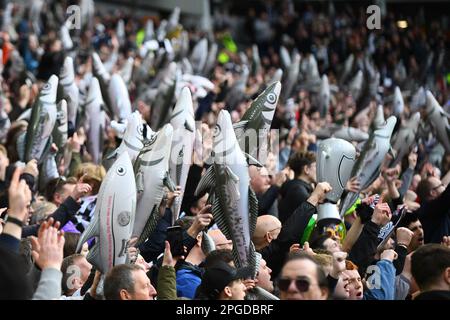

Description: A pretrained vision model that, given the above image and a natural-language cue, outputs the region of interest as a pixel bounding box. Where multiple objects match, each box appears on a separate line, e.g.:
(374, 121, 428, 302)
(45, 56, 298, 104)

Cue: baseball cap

(200, 261, 253, 297)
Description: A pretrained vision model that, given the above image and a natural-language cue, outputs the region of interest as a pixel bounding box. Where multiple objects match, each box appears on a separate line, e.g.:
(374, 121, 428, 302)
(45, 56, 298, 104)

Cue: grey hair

(104, 264, 143, 300)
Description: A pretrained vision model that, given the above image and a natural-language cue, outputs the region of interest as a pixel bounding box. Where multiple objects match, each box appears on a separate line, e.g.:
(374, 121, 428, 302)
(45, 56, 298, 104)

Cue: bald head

(253, 215, 282, 250)
(208, 229, 233, 250)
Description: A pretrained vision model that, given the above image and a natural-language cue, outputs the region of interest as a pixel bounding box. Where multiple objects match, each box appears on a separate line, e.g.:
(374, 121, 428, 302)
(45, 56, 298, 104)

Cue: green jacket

(157, 265, 177, 300)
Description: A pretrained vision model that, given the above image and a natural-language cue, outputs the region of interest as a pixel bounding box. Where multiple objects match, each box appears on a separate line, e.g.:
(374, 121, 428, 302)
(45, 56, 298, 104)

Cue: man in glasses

(414, 176, 449, 243)
(278, 252, 329, 300)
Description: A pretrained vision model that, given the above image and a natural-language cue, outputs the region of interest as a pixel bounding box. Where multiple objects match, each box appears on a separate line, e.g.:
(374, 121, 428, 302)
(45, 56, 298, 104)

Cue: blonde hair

(313, 253, 333, 269)
(73, 163, 106, 194)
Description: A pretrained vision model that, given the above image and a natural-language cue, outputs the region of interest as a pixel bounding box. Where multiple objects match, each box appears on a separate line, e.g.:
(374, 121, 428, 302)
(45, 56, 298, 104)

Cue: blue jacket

(364, 259, 396, 300)
(176, 262, 203, 299)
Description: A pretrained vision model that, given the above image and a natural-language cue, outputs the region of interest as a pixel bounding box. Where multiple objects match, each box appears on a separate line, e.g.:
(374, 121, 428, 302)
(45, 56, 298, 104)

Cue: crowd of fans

(0, 0, 449, 300)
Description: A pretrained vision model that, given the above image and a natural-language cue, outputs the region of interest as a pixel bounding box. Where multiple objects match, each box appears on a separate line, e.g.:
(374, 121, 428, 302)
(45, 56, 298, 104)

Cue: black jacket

(139, 208, 198, 263)
(278, 179, 313, 224)
(348, 220, 381, 275)
(21, 196, 80, 238)
(257, 185, 279, 216)
(260, 201, 317, 279)
(416, 184, 450, 244)
(414, 290, 450, 300)
(0, 235, 33, 299)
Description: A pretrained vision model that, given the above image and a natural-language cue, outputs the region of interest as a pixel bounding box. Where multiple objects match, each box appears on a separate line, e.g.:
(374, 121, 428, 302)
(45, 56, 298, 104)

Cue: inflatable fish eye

(116, 166, 127, 176)
(213, 124, 221, 138)
(267, 93, 277, 104)
(137, 125, 144, 135)
(148, 133, 157, 145)
(56, 110, 65, 121)
(43, 82, 52, 91)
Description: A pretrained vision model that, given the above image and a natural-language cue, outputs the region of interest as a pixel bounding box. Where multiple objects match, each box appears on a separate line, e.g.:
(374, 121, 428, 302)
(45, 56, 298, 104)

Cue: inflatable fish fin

(251, 287, 280, 300)
(175, 147, 184, 184)
(211, 194, 232, 241)
(105, 149, 118, 160)
(388, 146, 396, 159)
(76, 214, 99, 253)
(233, 120, 249, 131)
(163, 171, 176, 192)
(249, 187, 259, 237)
(248, 241, 257, 275)
(135, 170, 145, 193)
(184, 120, 194, 133)
(16, 131, 26, 162)
(86, 242, 102, 272)
(233, 120, 249, 139)
(243, 152, 263, 167)
(439, 110, 450, 119)
(225, 166, 240, 201)
(195, 165, 215, 196)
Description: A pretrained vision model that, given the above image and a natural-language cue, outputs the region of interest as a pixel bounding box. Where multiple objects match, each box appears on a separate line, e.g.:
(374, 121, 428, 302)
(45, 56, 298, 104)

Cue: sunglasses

(278, 277, 311, 292)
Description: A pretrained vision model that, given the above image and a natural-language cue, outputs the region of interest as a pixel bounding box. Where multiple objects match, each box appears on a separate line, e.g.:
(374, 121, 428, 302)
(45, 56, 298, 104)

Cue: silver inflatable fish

(190, 38, 208, 75)
(59, 57, 79, 126)
(103, 111, 150, 170)
(340, 54, 354, 86)
(251, 45, 262, 77)
(92, 52, 112, 115)
(85, 78, 105, 164)
(203, 42, 218, 77)
(133, 124, 174, 245)
(318, 74, 330, 118)
(52, 99, 68, 164)
(390, 112, 420, 167)
(393, 86, 404, 117)
(225, 65, 250, 110)
(108, 74, 132, 121)
(233, 81, 281, 164)
(201, 230, 216, 256)
(19, 75, 58, 163)
(281, 52, 300, 102)
(150, 62, 177, 130)
(169, 87, 195, 224)
(268, 68, 283, 86)
(38, 152, 60, 193)
(333, 127, 369, 143)
(410, 86, 426, 113)
(425, 91, 450, 153)
(60, 23, 74, 51)
(144, 19, 155, 42)
(279, 46, 291, 71)
(195, 110, 258, 273)
(116, 20, 126, 47)
(77, 152, 137, 274)
(119, 57, 134, 86)
(339, 116, 397, 217)
(348, 70, 363, 102)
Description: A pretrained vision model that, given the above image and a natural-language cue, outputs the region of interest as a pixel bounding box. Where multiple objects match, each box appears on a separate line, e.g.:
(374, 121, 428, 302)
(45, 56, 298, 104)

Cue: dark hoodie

(278, 179, 313, 224)
(176, 261, 204, 299)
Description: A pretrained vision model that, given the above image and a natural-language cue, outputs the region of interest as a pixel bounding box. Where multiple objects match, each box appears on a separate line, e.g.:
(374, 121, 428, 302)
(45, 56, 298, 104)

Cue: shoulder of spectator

(0, 233, 21, 253)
